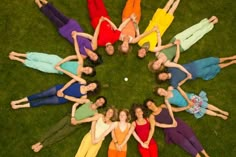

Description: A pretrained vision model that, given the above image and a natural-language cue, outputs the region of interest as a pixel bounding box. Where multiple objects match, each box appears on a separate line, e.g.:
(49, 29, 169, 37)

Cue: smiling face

(146, 101, 155, 111)
(152, 60, 162, 70)
(89, 52, 98, 61)
(121, 41, 129, 53)
(106, 108, 114, 119)
(135, 107, 143, 119)
(83, 67, 93, 75)
(105, 44, 114, 55)
(138, 48, 146, 58)
(95, 97, 105, 107)
(119, 110, 128, 122)
(158, 73, 169, 81)
(87, 83, 97, 91)
(157, 88, 167, 96)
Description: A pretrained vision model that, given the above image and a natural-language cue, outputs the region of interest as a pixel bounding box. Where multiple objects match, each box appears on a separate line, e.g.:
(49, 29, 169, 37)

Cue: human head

(86, 80, 100, 96)
(104, 107, 118, 121)
(143, 98, 156, 111)
(82, 66, 96, 77)
(119, 41, 130, 53)
(118, 109, 131, 122)
(157, 72, 170, 82)
(88, 53, 103, 66)
(137, 47, 147, 58)
(94, 96, 107, 108)
(130, 104, 148, 121)
(154, 87, 167, 97)
(105, 43, 115, 55)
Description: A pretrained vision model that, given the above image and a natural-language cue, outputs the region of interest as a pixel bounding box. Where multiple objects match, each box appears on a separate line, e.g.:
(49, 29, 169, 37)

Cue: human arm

(173, 39, 181, 63)
(177, 86, 194, 108)
(72, 113, 101, 126)
(57, 79, 77, 97)
(131, 26, 158, 43)
(90, 17, 104, 50)
(117, 14, 134, 31)
(71, 98, 90, 118)
(164, 61, 192, 80)
(143, 117, 156, 146)
(103, 17, 118, 30)
(117, 123, 135, 150)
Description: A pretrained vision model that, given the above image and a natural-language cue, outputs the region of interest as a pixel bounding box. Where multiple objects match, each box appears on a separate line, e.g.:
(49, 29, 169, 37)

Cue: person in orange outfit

(119, 0, 157, 53)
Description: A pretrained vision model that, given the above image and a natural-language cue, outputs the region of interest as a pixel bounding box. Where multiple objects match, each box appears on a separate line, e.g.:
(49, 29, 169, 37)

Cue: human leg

(75, 132, 92, 157)
(149, 142, 158, 157)
(162, 0, 174, 12)
(219, 60, 236, 69)
(122, 0, 141, 22)
(205, 109, 228, 120)
(46, 2, 69, 24)
(207, 104, 229, 116)
(168, 0, 180, 15)
(94, 0, 108, 16)
(219, 55, 236, 63)
(85, 141, 103, 157)
(9, 55, 25, 64)
(10, 97, 29, 109)
(138, 146, 151, 157)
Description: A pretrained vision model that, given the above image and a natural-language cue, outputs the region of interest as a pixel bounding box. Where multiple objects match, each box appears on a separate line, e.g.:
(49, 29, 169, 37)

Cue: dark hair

(143, 98, 155, 108)
(118, 44, 133, 54)
(95, 96, 107, 108)
(87, 66, 96, 77)
(153, 86, 160, 96)
(130, 104, 148, 121)
(155, 69, 168, 84)
(88, 54, 103, 66)
(118, 109, 131, 122)
(86, 80, 100, 96)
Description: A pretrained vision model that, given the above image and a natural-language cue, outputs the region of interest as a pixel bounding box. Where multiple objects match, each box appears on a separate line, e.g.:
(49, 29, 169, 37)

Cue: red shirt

(91, 17, 121, 46)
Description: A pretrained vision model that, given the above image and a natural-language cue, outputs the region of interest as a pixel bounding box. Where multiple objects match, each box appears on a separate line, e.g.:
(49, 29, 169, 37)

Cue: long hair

(130, 104, 148, 121)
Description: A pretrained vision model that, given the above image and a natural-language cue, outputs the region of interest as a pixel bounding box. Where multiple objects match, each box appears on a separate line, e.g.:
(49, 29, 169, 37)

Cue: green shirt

(74, 102, 97, 120)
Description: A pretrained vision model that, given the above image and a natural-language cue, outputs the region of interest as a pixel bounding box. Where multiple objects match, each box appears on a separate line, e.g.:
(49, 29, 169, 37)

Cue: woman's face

(146, 101, 155, 111)
(152, 60, 161, 70)
(87, 83, 97, 91)
(138, 48, 146, 58)
(83, 67, 93, 74)
(121, 41, 129, 53)
(135, 108, 143, 119)
(158, 73, 169, 81)
(89, 52, 98, 61)
(105, 44, 114, 55)
(157, 88, 167, 96)
(95, 98, 105, 107)
(119, 111, 127, 122)
(106, 108, 114, 119)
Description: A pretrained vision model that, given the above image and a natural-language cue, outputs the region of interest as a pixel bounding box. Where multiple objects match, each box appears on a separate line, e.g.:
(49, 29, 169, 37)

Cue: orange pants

(122, 0, 141, 23)
(108, 149, 127, 157)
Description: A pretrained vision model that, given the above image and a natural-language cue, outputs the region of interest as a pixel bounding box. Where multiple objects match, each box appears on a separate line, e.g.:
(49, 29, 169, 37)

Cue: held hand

(187, 73, 192, 79)
(141, 142, 149, 149)
(130, 13, 137, 21)
(115, 144, 122, 151)
(174, 39, 181, 45)
(188, 101, 194, 108)
(57, 90, 64, 97)
(99, 16, 105, 22)
(71, 31, 77, 39)
(71, 117, 77, 125)
(173, 119, 178, 127)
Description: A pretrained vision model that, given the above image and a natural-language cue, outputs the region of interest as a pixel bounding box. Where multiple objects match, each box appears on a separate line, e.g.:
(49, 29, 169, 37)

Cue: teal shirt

(168, 89, 193, 107)
(60, 61, 79, 75)
(75, 102, 97, 120)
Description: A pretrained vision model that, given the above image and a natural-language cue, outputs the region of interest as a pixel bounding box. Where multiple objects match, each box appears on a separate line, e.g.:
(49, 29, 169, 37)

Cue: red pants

(138, 142, 158, 157)
(87, 0, 109, 28)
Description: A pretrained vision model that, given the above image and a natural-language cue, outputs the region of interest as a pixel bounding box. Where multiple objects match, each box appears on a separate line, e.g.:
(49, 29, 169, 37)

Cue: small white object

(124, 77, 128, 81)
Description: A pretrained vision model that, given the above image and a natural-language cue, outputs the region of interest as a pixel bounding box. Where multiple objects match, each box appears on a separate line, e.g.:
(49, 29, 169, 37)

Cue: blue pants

(27, 85, 67, 107)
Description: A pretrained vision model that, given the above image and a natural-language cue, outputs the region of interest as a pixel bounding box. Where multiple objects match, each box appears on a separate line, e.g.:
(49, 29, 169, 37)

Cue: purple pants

(164, 118, 203, 156)
(40, 3, 69, 28)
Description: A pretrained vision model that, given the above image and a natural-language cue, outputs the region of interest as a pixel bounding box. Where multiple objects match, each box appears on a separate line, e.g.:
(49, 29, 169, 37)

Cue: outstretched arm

(90, 17, 104, 50)
(94, 122, 117, 144)
(73, 113, 101, 125)
(132, 26, 157, 43)
(103, 17, 118, 30)
(71, 98, 90, 118)
(165, 61, 192, 80)
(132, 123, 148, 148)
(144, 117, 156, 146)
(173, 40, 181, 63)
(177, 86, 194, 108)
(118, 123, 135, 149)
(117, 17, 132, 31)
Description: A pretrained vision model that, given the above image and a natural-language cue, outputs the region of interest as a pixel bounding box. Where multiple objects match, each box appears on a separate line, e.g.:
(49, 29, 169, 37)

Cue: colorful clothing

(27, 83, 85, 107)
(121, 0, 141, 40)
(168, 57, 221, 88)
(138, 8, 174, 51)
(108, 123, 130, 157)
(75, 116, 110, 157)
(159, 18, 214, 61)
(40, 3, 93, 57)
(24, 52, 78, 75)
(87, 0, 121, 46)
(168, 89, 209, 119)
(135, 119, 158, 157)
(38, 102, 96, 147)
(154, 108, 204, 157)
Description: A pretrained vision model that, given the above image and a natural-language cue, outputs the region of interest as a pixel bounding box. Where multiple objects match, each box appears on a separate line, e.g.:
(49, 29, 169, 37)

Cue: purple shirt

(59, 19, 93, 57)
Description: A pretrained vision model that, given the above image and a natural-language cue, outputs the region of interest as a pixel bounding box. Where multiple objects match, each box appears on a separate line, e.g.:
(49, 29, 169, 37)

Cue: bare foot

(31, 142, 41, 150)
(10, 102, 18, 110)
(35, 0, 43, 8)
(9, 55, 17, 60)
(212, 17, 218, 24)
(10, 51, 17, 56)
(40, 0, 48, 4)
(219, 114, 228, 120)
(208, 16, 217, 22)
(33, 144, 43, 152)
(221, 111, 229, 116)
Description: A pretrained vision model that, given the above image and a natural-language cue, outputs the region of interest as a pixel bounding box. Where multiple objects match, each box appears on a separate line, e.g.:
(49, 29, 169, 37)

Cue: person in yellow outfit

(138, 0, 180, 58)
(74, 107, 117, 157)
(119, 0, 157, 53)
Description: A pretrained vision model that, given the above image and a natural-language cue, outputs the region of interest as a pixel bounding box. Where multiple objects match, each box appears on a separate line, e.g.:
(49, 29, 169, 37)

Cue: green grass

(1, 0, 236, 156)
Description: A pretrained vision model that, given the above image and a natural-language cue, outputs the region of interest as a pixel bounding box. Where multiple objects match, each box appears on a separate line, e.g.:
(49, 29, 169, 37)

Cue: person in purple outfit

(35, 0, 103, 65)
(145, 99, 210, 157)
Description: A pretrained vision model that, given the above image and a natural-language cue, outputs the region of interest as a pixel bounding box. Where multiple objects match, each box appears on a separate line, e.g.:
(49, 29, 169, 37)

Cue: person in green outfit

(149, 16, 218, 74)
(31, 96, 107, 152)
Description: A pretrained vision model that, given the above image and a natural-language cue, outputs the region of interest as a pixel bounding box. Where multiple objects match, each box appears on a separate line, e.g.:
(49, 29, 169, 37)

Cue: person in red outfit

(87, 0, 133, 55)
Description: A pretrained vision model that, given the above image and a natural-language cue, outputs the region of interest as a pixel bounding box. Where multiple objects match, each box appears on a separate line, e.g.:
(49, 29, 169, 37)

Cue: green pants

(39, 115, 78, 147)
(174, 18, 214, 51)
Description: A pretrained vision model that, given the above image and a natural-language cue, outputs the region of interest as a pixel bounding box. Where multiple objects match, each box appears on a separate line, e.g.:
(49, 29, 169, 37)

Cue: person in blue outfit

(157, 55, 236, 87)
(10, 77, 100, 109)
(155, 86, 229, 120)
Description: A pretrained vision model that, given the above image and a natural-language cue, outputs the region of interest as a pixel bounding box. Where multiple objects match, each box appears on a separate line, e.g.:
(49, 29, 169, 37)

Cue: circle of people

(9, 0, 236, 157)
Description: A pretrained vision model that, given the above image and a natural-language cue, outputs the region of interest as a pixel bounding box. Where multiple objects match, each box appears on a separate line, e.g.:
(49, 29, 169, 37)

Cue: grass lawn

(1, 0, 236, 156)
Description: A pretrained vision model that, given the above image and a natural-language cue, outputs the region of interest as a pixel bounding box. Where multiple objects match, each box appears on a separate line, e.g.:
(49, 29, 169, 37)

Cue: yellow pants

(75, 132, 103, 157)
(138, 8, 174, 51)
